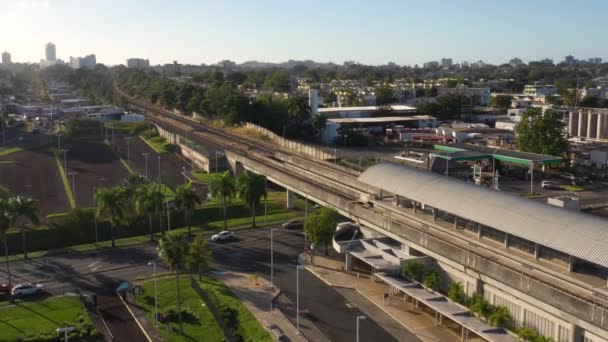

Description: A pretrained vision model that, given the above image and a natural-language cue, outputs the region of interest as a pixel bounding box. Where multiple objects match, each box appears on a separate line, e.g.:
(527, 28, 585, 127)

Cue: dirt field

(0, 149, 69, 216)
(114, 136, 192, 191)
(62, 137, 130, 208)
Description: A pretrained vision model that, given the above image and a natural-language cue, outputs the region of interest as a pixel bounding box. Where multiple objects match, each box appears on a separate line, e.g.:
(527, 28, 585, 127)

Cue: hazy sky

(1, 0, 607, 66)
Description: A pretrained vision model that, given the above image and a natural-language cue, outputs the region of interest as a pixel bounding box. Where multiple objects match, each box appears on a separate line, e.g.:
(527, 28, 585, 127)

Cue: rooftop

(434, 143, 562, 165)
(318, 104, 417, 113)
(358, 163, 608, 268)
(328, 115, 435, 124)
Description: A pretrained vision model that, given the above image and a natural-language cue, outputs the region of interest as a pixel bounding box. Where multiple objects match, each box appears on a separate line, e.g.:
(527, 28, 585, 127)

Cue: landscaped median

(0, 295, 102, 341)
(139, 132, 178, 154)
(54, 152, 77, 209)
(134, 275, 271, 341)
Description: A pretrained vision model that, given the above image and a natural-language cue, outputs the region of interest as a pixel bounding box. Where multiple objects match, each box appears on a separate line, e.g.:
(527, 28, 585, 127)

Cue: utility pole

(142, 153, 150, 178)
(125, 137, 132, 166)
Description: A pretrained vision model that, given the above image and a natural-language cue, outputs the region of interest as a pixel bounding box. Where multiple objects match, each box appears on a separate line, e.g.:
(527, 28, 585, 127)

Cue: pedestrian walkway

(212, 271, 326, 342)
(305, 254, 461, 342)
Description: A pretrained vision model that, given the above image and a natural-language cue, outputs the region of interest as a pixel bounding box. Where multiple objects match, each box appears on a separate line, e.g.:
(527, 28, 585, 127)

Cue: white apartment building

(70, 54, 96, 70)
(524, 84, 558, 97)
(437, 85, 491, 106)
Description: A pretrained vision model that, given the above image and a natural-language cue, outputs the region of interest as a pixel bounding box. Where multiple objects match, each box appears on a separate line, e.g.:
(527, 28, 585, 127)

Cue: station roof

(318, 104, 417, 113)
(328, 115, 435, 124)
(358, 163, 608, 268)
(434, 144, 562, 165)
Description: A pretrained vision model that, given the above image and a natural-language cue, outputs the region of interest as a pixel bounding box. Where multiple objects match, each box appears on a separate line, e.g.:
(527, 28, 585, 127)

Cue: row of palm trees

(0, 186, 40, 286)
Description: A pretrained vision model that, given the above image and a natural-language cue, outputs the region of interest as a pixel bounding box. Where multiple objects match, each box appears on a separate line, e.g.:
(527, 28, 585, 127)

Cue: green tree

(374, 84, 396, 105)
(158, 231, 189, 336)
(423, 269, 438, 291)
(490, 95, 513, 109)
(311, 114, 327, 137)
(286, 95, 311, 124)
(175, 182, 201, 237)
(516, 107, 568, 156)
(263, 70, 291, 93)
(209, 171, 236, 230)
(185, 235, 212, 280)
(236, 171, 267, 228)
(304, 207, 340, 259)
(95, 187, 125, 248)
(401, 261, 424, 281)
(135, 186, 164, 242)
(7, 196, 39, 260)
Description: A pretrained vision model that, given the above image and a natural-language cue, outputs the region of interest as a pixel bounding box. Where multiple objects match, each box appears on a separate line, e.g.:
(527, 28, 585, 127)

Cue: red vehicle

(0, 284, 10, 295)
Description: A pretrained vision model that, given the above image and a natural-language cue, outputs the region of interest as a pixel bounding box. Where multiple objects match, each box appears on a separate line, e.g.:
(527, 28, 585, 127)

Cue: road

(0, 227, 399, 342)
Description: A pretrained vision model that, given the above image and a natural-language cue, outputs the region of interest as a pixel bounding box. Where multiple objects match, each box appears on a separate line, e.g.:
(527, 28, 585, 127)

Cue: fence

(243, 122, 334, 160)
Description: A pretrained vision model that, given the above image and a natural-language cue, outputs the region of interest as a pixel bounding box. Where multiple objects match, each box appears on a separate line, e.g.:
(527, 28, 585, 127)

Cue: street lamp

(296, 264, 305, 334)
(264, 177, 268, 225)
(125, 137, 132, 166)
(142, 153, 150, 178)
(356, 315, 367, 342)
(147, 261, 158, 326)
(56, 326, 75, 342)
(68, 172, 77, 205)
(182, 166, 187, 184)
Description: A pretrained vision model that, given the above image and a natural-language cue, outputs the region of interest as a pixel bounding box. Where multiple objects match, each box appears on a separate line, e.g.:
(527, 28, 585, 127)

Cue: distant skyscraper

(45, 42, 56, 61)
(564, 55, 576, 65)
(588, 57, 602, 64)
(70, 54, 96, 70)
(1, 52, 11, 65)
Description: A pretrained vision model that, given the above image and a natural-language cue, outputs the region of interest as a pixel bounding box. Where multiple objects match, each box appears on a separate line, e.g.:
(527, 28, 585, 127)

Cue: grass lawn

(191, 171, 222, 184)
(54, 153, 76, 209)
(0, 146, 23, 157)
(140, 135, 173, 154)
(196, 277, 272, 342)
(137, 275, 224, 342)
(560, 185, 585, 192)
(0, 295, 100, 341)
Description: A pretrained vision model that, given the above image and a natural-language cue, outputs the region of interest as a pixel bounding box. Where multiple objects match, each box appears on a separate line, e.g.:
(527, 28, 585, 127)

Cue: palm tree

(236, 171, 267, 228)
(311, 114, 327, 137)
(174, 182, 201, 237)
(8, 196, 39, 259)
(158, 231, 189, 336)
(95, 187, 125, 248)
(209, 171, 235, 230)
(286, 95, 311, 124)
(135, 186, 164, 242)
(0, 198, 12, 286)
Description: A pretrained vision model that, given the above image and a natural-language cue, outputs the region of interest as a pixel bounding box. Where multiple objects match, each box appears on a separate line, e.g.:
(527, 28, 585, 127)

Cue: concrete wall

(243, 122, 334, 160)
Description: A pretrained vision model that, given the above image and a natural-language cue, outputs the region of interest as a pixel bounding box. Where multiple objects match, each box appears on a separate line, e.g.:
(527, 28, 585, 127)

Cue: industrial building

(568, 108, 608, 141)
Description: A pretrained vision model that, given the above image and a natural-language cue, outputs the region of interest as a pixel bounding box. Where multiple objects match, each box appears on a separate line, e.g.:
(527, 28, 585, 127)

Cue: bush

(165, 143, 180, 153)
(401, 261, 424, 281)
(217, 301, 238, 328)
(423, 270, 438, 291)
(488, 305, 511, 328)
(448, 282, 465, 303)
(516, 327, 537, 341)
(468, 293, 492, 318)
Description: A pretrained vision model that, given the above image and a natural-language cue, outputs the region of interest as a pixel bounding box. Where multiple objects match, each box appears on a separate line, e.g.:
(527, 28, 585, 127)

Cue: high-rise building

(126, 58, 150, 69)
(589, 57, 602, 64)
(45, 42, 56, 61)
(440, 58, 453, 67)
(564, 55, 576, 65)
(70, 54, 96, 70)
(1, 51, 11, 65)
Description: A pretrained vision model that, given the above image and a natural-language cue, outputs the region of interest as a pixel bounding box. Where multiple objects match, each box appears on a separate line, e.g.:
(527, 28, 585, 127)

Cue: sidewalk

(212, 271, 325, 342)
(305, 254, 461, 342)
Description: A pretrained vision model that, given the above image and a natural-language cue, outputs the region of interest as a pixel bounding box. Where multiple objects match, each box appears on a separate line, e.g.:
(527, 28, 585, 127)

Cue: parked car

(541, 181, 555, 189)
(282, 219, 303, 230)
(0, 283, 10, 295)
(11, 283, 44, 296)
(211, 230, 234, 242)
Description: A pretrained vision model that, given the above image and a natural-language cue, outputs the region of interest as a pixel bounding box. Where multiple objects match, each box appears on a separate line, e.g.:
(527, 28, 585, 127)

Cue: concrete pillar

(345, 253, 352, 271)
(578, 111, 587, 137)
(477, 225, 482, 238)
(504, 234, 510, 248)
(597, 114, 605, 139)
(411, 201, 416, 214)
(534, 244, 540, 259)
(286, 189, 295, 209)
(394, 195, 400, 207)
(568, 111, 577, 136)
(588, 113, 596, 139)
(568, 256, 574, 272)
(453, 216, 458, 228)
(431, 208, 436, 221)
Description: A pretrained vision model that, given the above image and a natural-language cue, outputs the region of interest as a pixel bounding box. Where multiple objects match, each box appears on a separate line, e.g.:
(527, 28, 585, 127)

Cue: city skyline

(1, 0, 607, 66)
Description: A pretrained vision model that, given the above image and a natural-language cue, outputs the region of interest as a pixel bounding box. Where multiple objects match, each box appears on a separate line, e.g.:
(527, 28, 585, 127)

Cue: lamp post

(356, 315, 367, 342)
(68, 172, 77, 205)
(147, 261, 158, 326)
(125, 137, 132, 166)
(264, 177, 268, 225)
(182, 166, 187, 185)
(56, 326, 75, 342)
(142, 153, 150, 178)
(270, 228, 280, 288)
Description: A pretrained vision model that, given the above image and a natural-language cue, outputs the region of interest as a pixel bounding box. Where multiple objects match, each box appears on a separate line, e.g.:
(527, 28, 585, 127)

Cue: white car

(11, 283, 44, 296)
(541, 181, 555, 189)
(211, 231, 234, 242)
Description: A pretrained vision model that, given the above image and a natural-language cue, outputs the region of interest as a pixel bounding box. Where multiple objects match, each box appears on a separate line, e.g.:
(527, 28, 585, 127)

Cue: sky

(1, 0, 607, 66)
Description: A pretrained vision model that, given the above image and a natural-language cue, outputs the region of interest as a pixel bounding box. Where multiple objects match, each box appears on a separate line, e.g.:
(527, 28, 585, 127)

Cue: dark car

(282, 219, 303, 230)
(0, 284, 10, 295)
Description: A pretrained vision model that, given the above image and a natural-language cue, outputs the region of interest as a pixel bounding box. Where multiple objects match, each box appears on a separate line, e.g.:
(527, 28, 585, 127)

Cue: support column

(534, 244, 540, 259)
(578, 110, 586, 138)
(411, 201, 416, 214)
(588, 113, 596, 139)
(568, 256, 574, 272)
(453, 216, 458, 228)
(504, 234, 510, 248)
(345, 253, 352, 271)
(597, 114, 605, 139)
(431, 208, 436, 221)
(286, 189, 295, 209)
